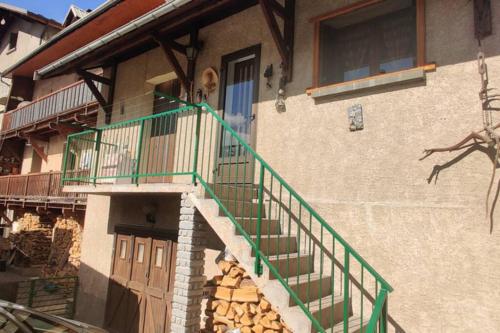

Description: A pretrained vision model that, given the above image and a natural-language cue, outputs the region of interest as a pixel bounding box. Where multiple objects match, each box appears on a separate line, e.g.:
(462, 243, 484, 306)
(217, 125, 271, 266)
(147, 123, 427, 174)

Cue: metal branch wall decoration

(421, 51, 500, 231)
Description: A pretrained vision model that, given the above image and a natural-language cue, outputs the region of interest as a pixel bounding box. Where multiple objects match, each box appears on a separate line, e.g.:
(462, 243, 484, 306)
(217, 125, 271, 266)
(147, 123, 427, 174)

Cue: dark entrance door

(105, 231, 177, 333)
(217, 45, 261, 184)
(143, 79, 180, 184)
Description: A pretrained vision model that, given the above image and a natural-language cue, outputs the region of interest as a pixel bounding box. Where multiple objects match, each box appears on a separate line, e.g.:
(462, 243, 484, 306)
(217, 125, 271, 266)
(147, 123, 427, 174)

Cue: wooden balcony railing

(1, 80, 102, 133)
(0, 171, 87, 205)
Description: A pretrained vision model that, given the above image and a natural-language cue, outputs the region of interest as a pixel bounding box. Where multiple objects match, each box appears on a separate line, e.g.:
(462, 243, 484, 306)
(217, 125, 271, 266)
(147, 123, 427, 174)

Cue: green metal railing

(16, 276, 79, 319)
(62, 94, 398, 332)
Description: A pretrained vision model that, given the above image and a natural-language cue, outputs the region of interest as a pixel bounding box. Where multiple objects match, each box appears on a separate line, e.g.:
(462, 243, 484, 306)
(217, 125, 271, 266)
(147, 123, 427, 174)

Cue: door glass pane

(137, 243, 145, 263)
(155, 247, 163, 268)
(119, 240, 127, 259)
(222, 55, 255, 157)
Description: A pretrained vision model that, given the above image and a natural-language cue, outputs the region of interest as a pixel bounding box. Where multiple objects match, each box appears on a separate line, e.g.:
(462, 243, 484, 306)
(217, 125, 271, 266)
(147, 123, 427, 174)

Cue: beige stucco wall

(81, 0, 500, 331)
(19, 134, 66, 174)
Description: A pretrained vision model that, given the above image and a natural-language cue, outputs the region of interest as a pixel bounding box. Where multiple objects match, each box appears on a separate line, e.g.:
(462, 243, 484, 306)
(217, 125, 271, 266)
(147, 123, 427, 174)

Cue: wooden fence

(0, 171, 87, 203)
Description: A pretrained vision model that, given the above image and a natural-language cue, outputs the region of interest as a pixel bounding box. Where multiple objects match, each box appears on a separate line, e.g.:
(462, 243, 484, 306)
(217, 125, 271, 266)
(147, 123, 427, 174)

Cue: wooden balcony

(1, 80, 102, 139)
(0, 171, 87, 211)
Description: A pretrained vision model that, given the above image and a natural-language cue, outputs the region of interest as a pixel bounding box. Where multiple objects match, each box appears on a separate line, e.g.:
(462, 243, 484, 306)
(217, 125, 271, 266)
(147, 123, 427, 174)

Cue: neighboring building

(0, 3, 62, 113)
(62, 5, 90, 27)
(3, 0, 500, 333)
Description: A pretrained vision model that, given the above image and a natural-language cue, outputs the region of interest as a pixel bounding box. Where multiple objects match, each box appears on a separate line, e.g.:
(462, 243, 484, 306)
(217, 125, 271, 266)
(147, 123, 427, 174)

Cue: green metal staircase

(62, 93, 398, 333)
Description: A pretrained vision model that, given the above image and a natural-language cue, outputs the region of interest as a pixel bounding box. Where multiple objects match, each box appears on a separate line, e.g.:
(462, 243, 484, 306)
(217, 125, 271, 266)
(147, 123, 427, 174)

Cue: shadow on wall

(76, 263, 143, 333)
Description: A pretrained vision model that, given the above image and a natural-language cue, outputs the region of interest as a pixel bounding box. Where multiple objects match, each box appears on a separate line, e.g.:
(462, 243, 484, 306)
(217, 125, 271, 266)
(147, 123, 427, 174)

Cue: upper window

(314, 0, 423, 87)
(8, 32, 18, 51)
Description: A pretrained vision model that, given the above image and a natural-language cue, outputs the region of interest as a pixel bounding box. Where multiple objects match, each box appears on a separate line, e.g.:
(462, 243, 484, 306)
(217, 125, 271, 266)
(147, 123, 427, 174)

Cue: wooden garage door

(105, 234, 177, 333)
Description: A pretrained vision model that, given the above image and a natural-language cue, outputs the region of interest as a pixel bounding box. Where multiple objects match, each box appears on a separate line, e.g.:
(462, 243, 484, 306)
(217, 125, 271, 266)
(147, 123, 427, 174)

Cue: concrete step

(330, 316, 367, 333)
(235, 218, 281, 236)
(250, 235, 297, 256)
(219, 199, 265, 218)
(206, 183, 258, 201)
(288, 274, 333, 306)
(309, 294, 351, 332)
(267, 253, 314, 279)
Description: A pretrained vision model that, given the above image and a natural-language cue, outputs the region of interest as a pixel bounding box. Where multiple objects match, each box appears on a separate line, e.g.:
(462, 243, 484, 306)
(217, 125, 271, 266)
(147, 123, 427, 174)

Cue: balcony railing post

(47, 172, 53, 197)
(134, 119, 145, 185)
(61, 136, 72, 186)
(6, 176, 11, 197)
(92, 130, 102, 185)
(192, 106, 203, 183)
(24, 175, 29, 197)
(254, 164, 265, 276)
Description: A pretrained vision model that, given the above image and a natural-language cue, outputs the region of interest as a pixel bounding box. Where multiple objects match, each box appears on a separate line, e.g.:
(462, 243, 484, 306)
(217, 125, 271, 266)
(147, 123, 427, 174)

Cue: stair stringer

(189, 193, 312, 333)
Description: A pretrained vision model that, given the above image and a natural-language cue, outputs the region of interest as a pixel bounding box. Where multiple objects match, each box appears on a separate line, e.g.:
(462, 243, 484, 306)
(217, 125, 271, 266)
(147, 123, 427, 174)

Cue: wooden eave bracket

(77, 68, 116, 124)
(48, 122, 87, 137)
(19, 133, 48, 162)
(259, 0, 295, 83)
(152, 30, 202, 101)
(1, 212, 12, 226)
(151, 33, 191, 95)
(28, 138, 48, 162)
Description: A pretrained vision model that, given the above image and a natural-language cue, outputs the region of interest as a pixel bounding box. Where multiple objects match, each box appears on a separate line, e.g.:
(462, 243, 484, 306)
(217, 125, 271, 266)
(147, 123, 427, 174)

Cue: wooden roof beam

(152, 33, 191, 98)
(77, 68, 114, 124)
(259, 0, 295, 82)
(48, 122, 87, 137)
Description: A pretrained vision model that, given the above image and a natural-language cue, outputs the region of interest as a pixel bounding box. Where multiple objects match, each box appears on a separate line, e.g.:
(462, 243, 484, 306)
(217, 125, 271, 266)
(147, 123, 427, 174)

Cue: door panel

(130, 237, 151, 286)
(143, 80, 180, 184)
(106, 233, 177, 333)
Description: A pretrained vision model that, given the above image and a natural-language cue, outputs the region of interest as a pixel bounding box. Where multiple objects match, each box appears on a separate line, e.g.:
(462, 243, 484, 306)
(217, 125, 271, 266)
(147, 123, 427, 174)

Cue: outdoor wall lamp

(186, 46, 198, 60)
(142, 204, 157, 224)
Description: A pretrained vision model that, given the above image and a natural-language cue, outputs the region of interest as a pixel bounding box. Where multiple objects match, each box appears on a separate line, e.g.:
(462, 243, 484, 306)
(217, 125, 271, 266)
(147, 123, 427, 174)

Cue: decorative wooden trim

(416, 0, 426, 66)
(309, 0, 383, 23)
(310, 0, 427, 89)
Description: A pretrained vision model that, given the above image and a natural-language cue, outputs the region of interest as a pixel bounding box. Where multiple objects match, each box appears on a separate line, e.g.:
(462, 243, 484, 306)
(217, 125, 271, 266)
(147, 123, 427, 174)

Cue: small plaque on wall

(348, 104, 364, 131)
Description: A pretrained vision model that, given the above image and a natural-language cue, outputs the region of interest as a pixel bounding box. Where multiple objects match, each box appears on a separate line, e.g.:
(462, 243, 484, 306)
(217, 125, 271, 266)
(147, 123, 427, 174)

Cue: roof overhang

(2, 0, 168, 79)
(35, 0, 259, 79)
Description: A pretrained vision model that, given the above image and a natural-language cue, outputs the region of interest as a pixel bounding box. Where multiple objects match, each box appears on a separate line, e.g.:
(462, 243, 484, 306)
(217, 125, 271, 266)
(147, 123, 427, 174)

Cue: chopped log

(233, 287, 260, 303)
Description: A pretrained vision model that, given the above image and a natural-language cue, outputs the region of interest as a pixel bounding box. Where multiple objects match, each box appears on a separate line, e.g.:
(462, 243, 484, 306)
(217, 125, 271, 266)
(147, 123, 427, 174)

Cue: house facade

(0, 3, 61, 113)
(3, 0, 500, 332)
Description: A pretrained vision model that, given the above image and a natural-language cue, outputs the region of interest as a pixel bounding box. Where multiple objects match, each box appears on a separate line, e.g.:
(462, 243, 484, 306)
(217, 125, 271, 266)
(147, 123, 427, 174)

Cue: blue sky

(2, 0, 104, 22)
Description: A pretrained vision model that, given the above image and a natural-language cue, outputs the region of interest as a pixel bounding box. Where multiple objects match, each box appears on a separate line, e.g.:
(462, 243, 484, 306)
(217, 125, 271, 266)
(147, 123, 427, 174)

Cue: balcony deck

(0, 171, 87, 211)
(1, 80, 101, 139)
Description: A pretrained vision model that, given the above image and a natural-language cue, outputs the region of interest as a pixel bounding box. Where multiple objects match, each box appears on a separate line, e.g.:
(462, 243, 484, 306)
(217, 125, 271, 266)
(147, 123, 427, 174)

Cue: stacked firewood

(9, 214, 52, 265)
(42, 217, 82, 277)
(203, 260, 291, 333)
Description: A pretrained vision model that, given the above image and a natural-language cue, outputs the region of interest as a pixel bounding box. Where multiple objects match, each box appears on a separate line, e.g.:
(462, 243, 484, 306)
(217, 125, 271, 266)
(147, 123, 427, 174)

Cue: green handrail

(61, 94, 394, 332)
(194, 101, 393, 292)
(366, 289, 388, 333)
